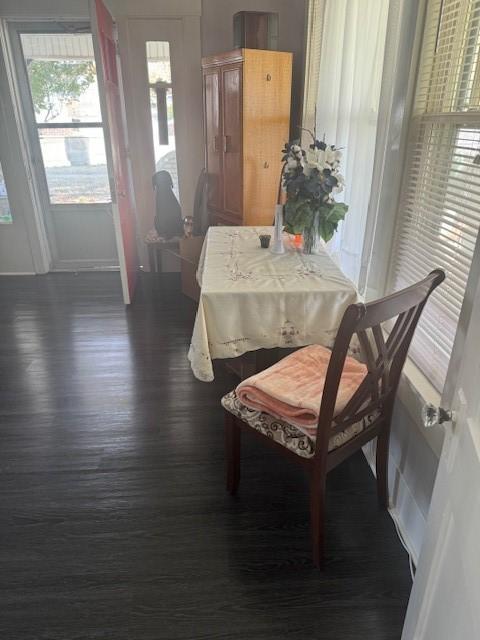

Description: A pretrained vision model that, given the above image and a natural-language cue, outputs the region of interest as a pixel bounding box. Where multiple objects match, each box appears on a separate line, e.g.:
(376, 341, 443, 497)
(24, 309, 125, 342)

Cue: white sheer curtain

(314, 0, 389, 285)
(301, 0, 325, 146)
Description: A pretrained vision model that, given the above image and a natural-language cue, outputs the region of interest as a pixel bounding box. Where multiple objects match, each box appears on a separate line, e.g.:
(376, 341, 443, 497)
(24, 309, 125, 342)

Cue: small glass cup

(259, 234, 271, 249)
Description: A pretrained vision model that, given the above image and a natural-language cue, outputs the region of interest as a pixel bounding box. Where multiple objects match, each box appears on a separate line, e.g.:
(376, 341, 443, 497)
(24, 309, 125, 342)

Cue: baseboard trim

(51, 266, 120, 272)
(362, 444, 421, 566)
(0, 272, 36, 276)
(388, 503, 420, 567)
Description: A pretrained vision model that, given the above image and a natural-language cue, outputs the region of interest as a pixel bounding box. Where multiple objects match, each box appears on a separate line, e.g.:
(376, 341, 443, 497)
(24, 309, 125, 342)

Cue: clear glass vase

(302, 213, 322, 254)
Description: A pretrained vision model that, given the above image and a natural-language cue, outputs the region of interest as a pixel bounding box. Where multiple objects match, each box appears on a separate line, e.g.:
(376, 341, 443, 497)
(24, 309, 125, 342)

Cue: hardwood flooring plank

(0, 273, 411, 639)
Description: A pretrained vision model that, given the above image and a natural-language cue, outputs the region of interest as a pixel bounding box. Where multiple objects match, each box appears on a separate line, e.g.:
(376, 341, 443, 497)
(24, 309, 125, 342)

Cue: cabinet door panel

(222, 64, 242, 219)
(204, 69, 222, 211)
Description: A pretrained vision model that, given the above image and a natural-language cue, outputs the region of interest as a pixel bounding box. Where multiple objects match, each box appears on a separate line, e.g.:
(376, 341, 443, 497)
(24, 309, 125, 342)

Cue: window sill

(396, 356, 445, 458)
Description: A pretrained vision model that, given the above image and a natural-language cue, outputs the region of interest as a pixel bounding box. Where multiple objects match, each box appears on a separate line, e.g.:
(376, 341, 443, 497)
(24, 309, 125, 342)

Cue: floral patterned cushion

(221, 390, 372, 459)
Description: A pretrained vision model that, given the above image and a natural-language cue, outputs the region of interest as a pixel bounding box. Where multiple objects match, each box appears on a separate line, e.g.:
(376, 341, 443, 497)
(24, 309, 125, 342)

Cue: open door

(401, 247, 480, 638)
(90, 0, 138, 304)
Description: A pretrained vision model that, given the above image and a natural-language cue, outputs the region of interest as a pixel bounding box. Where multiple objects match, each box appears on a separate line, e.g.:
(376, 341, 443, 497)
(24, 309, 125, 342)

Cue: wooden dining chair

(221, 269, 445, 568)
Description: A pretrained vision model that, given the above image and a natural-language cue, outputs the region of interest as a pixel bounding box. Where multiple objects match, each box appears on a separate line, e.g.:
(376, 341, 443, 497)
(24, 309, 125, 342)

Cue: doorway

(116, 17, 203, 267)
(9, 22, 118, 270)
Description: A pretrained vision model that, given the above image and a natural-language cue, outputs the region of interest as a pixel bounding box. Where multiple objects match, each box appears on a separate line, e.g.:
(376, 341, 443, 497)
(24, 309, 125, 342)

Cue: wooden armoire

(202, 48, 292, 226)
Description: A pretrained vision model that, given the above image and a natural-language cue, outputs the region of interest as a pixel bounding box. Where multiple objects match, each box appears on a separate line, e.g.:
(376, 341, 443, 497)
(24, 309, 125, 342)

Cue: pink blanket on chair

(236, 345, 367, 437)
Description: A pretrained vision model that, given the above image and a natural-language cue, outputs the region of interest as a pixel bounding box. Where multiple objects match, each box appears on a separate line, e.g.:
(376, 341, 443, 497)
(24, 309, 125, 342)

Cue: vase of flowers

(281, 131, 348, 254)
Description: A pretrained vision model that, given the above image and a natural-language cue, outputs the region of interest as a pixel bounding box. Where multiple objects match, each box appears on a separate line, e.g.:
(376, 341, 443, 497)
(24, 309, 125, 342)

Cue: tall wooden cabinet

(202, 48, 292, 226)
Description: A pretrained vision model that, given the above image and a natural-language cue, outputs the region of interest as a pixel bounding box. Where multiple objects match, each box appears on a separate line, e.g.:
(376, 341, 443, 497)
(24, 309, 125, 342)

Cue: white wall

(388, 402, 439, 562)
(364, 400, 440, 563)
(0, 0, 89, 19)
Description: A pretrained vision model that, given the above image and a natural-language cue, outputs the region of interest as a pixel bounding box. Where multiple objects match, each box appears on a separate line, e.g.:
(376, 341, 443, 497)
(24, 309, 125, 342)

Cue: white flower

(332, 179, 344, 195)
(303, 162, 315, 177)
(290, 144, 303, 161)
(305, 149, 317, 165)
(283, 138, 346, 200)
(305, 160, 325, 175)
(316, 149, 326, 168)
(325, 146, 337, 165)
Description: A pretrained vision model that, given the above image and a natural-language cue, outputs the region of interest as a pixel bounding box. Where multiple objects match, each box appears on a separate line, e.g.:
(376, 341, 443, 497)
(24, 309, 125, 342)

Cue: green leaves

(283, 197, 313, 235)
(283, 200, 348, 242)
(26, 60, 96, 122)
(317, 202, 348, 242)
(325, 201, 348, 222)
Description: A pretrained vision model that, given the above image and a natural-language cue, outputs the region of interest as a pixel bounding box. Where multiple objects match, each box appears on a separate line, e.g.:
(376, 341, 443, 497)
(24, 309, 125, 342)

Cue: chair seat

(222, 390, 373, 459)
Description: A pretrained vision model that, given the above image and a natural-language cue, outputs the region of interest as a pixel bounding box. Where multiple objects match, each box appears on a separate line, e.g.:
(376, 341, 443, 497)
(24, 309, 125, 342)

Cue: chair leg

(310, 476, 326, 569)
(225, 413, 241, 495)
(157, 245, 163, 274)
(376, 430, 390, 510)
(148, 244, 156, 273)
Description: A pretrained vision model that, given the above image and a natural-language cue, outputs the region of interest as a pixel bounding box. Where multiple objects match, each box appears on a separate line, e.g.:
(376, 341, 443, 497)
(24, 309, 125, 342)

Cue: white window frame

(0, 19, 50, 272)
(364, 0, 480, 454)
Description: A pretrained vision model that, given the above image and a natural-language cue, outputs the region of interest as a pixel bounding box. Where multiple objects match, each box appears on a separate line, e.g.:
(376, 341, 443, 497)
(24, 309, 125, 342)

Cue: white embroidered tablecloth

(188, 226, 361, 382)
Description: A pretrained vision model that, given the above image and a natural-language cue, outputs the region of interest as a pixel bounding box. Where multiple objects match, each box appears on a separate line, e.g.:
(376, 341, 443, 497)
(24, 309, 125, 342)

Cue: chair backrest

(314, 269, 445, 460)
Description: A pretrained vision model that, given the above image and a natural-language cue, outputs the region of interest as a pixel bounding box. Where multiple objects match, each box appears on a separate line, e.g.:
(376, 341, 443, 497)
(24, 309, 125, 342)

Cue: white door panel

(402, 246, 480, 638)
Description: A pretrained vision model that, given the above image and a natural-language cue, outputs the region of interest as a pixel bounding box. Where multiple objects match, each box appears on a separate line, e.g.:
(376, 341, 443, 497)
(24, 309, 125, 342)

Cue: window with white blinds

(390, 0, 480, 391)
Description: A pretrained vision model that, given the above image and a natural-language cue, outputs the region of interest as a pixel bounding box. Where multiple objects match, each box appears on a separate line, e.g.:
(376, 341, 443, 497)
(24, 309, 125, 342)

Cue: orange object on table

(293, 234, 303, 249)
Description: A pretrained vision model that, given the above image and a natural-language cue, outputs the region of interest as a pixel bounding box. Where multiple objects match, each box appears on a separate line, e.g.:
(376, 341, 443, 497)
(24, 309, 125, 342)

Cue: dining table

(188, 226, 361, 382)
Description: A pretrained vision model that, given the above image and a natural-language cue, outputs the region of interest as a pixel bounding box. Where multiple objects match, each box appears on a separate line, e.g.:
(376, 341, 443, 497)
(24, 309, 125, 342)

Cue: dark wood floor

(0, 273, 411, 639)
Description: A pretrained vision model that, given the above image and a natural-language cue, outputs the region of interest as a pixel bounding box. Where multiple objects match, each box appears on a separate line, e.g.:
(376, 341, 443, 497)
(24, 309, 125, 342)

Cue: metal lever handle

(422, 403, 454, 428)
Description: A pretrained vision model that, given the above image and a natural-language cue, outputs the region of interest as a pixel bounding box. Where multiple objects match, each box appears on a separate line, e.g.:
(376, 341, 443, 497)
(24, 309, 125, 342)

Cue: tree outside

(26, 60, 96, 122)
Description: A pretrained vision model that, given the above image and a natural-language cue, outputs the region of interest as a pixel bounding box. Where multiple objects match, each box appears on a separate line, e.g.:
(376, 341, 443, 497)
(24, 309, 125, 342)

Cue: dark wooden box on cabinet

(202, 48, 292, 227)
(233, 11, 279, 50)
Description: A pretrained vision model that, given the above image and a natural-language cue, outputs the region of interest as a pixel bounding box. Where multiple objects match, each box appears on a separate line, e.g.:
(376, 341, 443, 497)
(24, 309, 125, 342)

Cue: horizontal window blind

(391, 0, 480, 390)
